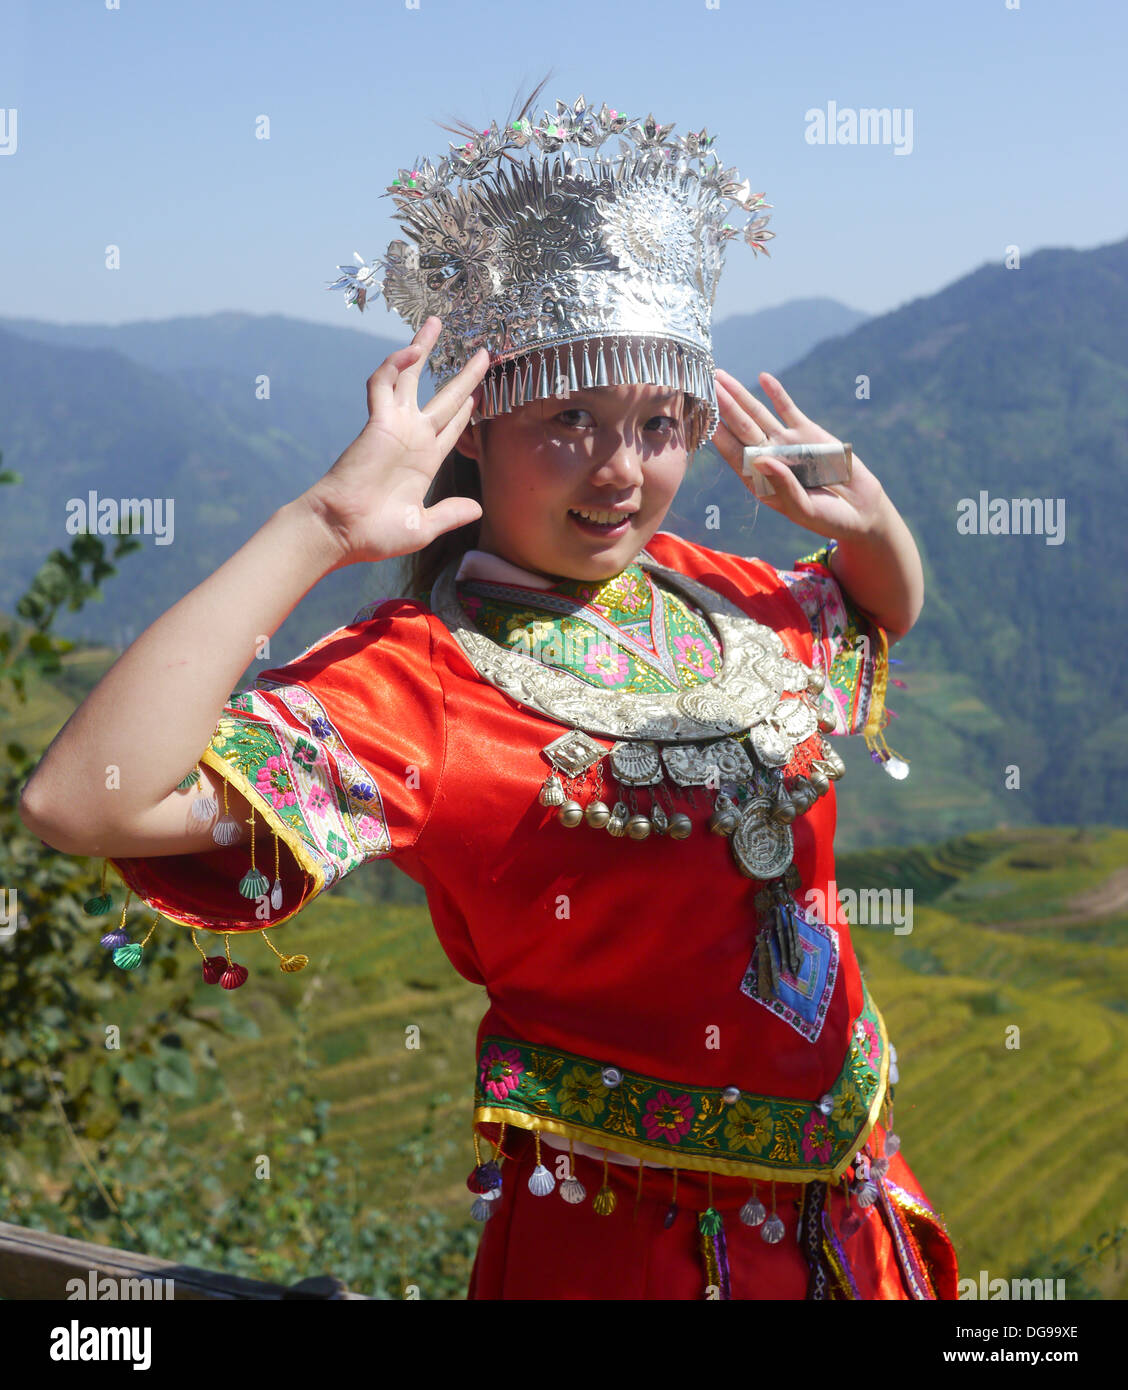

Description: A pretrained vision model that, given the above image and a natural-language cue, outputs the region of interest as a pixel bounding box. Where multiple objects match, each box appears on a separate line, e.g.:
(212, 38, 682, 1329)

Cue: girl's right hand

(299, 316, 490, 568)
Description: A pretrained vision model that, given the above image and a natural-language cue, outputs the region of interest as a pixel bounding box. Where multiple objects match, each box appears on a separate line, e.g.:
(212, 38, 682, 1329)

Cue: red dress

(109, 531, 959, 1300)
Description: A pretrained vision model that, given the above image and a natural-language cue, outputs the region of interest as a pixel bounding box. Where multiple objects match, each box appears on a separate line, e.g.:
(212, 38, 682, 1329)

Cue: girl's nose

(592, 437, 646, 487)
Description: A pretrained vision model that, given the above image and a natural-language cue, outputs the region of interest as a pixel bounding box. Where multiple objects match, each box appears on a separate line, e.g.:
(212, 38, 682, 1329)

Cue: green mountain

(672, 236, 1128, 841)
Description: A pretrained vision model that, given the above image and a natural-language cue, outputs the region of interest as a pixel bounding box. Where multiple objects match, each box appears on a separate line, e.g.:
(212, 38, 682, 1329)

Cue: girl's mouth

(568, 509, 632, 538)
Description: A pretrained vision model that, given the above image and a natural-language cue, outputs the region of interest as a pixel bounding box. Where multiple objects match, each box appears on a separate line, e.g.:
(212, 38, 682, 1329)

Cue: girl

(19, 92, 958, 1301)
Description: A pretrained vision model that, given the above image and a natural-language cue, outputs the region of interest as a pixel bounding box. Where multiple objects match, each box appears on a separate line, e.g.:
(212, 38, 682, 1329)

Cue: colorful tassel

(698, 1172, 731, 1299)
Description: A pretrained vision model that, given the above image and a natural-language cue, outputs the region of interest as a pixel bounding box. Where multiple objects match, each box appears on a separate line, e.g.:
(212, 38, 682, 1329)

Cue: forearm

(827, 486, 923, 641)
(19, 497, 345, 841)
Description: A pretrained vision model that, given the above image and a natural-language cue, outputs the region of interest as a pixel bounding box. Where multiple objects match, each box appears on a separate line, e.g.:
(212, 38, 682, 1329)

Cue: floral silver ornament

(328, 90, 776, 457)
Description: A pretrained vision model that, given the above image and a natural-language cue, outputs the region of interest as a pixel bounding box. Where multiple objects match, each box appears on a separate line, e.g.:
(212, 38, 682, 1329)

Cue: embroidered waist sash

(475, 984, 889, 1182)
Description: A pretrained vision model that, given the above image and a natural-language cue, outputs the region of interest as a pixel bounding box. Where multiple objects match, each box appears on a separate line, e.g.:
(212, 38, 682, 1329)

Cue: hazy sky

(1, 0, 1122, 338)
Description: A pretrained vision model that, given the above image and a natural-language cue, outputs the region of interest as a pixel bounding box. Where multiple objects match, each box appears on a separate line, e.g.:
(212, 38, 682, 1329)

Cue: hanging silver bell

(817, 707, 838, 733)
(626, 813, 652, 841)
(557, 800, 584, 828)
(709, 794, 739, 835)
(807, 766, 831, 796)
(584, 800, 611, 828)
(539, 774, 566, 807)
(818, 743, 846, 778)
(806, 667, 826, 694)
(650, 803, 669, 834)
(606, 801, 629, 836)
(667, 812, 692, 839)
(771, 787, 798, 824)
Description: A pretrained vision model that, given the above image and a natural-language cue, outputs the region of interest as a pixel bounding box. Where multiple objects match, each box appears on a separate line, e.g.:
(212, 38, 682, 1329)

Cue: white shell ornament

(212, 816, 241, 845)
(560, 1177, 587, 1204)
(761, 1214, 786, 1244)
(739, 1195, 766, 1227)
(528, 1164, 556, 1196)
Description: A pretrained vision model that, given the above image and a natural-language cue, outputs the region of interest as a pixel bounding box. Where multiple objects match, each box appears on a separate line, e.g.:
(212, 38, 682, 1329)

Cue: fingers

(715, 370, 783, 442)
(422, 343, 490, 430)
(431, 390, 477, 458)
(748, 456, 810, 514)
(421, 493, 484, 543)
(396, 315, 444, 392)
(366, 317, 443, 416)
(757, 372, 806, 429)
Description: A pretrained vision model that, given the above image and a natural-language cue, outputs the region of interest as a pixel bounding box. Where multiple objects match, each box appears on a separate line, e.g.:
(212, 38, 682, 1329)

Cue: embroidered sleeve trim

(777, 540, 891, 746)
(211, 686, 393, 890)
(473, 985, 890, 1182)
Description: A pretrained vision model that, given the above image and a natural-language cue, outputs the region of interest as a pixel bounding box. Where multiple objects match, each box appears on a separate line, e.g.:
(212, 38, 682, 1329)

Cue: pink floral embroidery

(480, 1045, 523, 1100)
(584, 643, 629, 687)
(641, 1090, 695, 1144)
(673, 633, 717, 678)
(801, 1110, 834, 1163)
(607, 573, 646, 613)
(256, 756, 296, 809)
(857, 1018, 880, 1065)
(307, 785, 332, 816)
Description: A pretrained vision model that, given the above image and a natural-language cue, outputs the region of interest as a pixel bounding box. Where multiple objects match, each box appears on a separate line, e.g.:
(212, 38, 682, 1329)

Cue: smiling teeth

(572, 509, 627, 524)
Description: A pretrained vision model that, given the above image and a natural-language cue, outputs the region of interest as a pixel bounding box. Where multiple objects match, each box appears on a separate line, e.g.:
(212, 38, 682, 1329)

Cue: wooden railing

(0, 1220, 371, 1300)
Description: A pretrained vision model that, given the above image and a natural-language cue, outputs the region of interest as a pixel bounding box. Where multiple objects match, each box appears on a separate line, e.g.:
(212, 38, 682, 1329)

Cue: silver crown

(328, 94, 774, 452)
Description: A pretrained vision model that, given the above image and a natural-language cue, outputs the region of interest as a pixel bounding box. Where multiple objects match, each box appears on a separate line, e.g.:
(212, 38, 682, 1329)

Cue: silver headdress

(328, 93, 774, 453)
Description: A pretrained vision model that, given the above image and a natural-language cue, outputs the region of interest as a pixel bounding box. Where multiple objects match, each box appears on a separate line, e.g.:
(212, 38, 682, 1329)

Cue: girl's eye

(555, 410, 680, 433)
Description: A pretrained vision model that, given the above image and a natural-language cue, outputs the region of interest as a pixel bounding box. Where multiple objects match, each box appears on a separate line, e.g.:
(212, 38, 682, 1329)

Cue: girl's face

(455, 362, 689, 584)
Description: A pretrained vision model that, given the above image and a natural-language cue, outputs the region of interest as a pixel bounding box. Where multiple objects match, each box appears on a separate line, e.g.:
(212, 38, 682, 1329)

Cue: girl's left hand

(712, 367, 886, 541)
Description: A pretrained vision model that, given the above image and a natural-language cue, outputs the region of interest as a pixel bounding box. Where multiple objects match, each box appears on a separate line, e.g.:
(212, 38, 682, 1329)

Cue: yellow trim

(199, 745, 326, 897)
(477, 998, 891, 1184)
(863, 623, 890, 742)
